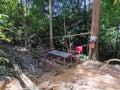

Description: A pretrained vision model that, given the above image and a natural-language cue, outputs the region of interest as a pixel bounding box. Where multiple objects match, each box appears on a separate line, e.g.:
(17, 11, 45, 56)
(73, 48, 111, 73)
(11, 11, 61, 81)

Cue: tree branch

(99, 59, 120, 72)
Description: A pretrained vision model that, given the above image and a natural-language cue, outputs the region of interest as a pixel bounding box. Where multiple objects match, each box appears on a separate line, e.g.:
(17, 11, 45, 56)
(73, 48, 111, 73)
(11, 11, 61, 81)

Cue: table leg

(70, 55, 72, 63)
(52, 59, 55, 70)
(44, 57, 47, 70)
(38, 58, 40, 68)
(63, 58, 66, 66)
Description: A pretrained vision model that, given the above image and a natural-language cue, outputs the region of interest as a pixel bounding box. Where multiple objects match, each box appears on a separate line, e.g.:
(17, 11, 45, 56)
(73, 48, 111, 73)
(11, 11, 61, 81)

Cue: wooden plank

(41, 32, 91, 40)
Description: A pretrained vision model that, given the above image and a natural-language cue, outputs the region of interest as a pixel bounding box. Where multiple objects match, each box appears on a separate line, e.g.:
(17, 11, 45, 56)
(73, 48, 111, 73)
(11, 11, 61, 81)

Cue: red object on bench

(75, 46, 83, 53)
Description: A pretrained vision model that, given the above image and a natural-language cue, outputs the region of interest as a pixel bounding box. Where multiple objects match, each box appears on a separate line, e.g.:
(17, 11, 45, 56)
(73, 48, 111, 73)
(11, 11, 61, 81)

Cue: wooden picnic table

(47, 50, 71, 66)
(35, 50, 71, 73)
(37, 51, 61, 72)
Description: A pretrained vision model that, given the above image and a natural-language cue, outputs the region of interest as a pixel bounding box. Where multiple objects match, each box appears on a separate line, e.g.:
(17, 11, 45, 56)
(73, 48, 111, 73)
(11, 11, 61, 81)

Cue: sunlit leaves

(0, 14, 9, 18)
(113, 0, 120, 5)
(0, 50, 9, 64)
(0, 57, 9, 64)
(0, 14, 11, 42)
(0, 32, 11, 42)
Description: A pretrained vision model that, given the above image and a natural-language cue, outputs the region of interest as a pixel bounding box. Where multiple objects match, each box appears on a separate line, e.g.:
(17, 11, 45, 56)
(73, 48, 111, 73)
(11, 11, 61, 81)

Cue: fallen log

(99, 59, 120, 73)
(13, 64, 40, 90)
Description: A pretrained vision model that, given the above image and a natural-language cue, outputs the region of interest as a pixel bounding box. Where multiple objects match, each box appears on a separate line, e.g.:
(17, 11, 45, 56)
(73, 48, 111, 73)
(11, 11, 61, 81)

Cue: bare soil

(35, 60, 120, 90)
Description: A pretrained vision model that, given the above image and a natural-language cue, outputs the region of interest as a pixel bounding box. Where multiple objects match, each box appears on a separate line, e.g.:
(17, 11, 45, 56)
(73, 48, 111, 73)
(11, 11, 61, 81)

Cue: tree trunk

(49, 0, 53, 49)
(83, 0, 87, 32)
(20, 0, 28, 48)
(88, 0, 100, 60)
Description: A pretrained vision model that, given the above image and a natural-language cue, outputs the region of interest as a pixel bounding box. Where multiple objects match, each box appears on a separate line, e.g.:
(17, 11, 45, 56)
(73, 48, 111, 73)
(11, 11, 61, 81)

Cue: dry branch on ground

(99, 59, 120, 72)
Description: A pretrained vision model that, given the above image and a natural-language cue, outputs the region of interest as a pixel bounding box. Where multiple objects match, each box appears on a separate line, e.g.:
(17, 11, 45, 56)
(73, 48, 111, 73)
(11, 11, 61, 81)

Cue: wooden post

(89, 0, 100, 60)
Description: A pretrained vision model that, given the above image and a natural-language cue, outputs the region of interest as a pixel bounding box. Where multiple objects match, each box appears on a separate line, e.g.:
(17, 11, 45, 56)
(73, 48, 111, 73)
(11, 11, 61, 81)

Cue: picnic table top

(47, 50, 71, 58)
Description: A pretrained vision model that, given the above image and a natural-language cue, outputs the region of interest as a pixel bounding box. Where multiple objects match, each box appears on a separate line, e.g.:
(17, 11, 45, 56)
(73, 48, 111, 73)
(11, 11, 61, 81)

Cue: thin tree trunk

(83, 0, 87, 32)
(89, 0, 100, 60)
(63, 0, 69, 53)
(64, 15, 69, 52)
(49, 0, 53, 49)
(64, 16, 66, 36)
(20, 0, 28, 48)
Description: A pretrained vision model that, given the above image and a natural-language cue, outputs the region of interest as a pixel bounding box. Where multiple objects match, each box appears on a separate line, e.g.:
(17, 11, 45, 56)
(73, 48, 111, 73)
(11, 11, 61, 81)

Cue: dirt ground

(2, 60, 120, 90)
(35, 60, 120, 90)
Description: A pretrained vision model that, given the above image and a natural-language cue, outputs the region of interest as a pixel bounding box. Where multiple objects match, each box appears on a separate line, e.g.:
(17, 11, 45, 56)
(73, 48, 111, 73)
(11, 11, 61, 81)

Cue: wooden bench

(44, 59, 61, 73)
(34, 56, 61, 73)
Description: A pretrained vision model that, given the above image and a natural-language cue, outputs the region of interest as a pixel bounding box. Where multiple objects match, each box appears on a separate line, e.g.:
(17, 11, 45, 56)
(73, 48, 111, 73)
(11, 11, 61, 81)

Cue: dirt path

(35, 60, 120, 90)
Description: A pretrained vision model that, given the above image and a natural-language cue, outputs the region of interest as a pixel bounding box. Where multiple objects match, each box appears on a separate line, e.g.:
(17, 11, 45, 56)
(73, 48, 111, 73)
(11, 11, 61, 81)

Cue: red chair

(75, 46, 83, 53)
(72, 46, 83, 63)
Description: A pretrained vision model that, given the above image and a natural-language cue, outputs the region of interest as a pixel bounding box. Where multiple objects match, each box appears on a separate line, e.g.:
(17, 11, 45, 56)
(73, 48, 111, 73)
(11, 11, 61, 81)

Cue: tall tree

(49, 0, 53, 48)
(89, 0, 100, 60)
(20, 0, 28, 48)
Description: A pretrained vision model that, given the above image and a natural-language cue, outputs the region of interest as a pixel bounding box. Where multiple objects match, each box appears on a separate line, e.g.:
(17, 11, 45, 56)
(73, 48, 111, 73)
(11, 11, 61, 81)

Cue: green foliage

(0, 14, 11, 42)
(0, 49, 9, 64)
(99, 25, 117, 45)
(0, 14, 13, 80)
(99, 25, 117, 60)
(0, 66, 14, 81)
(0, 49, 13, 81)
(0, 14, 10, 64)
(0, 57, 9, 64)
(80, 53, 88, 60)
(99, 0, 120, 60)
(0, 49, 8, 56)
(10, 46, 22, 65)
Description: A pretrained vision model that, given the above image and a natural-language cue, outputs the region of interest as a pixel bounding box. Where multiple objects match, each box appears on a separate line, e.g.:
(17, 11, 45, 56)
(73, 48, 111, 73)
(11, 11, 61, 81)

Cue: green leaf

(0, 19, 4, 24)
(5, 38, 11, 42)
(0, 14, 2, 18)
(0, 14, 9, 18)
(3, 58, 9, 63)
(113, 0, 119, 5)
(0, 57, 9, 63)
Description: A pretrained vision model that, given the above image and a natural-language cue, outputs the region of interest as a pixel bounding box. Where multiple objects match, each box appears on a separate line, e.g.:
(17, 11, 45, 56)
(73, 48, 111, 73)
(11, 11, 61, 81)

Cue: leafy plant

(0, 66, 14, 81)
(0, 14, 11, 42)
(0, 14, 13, 81)
(0, 57, 9, 64)
(99, 25, 117, 60)
(80, 53, 88, 60)
(10, 46, 22, 65)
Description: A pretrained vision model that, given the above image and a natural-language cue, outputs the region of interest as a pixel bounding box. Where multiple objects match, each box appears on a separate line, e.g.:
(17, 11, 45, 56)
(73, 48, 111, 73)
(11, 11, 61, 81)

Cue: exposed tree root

(99, 59, 120, 73)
